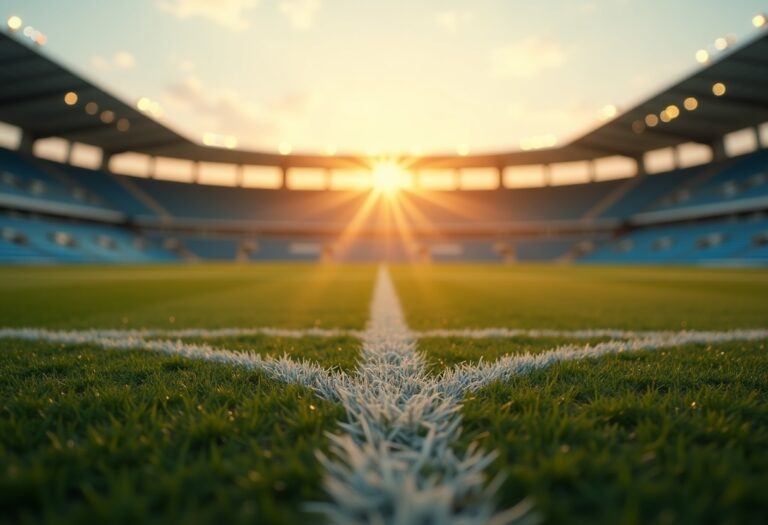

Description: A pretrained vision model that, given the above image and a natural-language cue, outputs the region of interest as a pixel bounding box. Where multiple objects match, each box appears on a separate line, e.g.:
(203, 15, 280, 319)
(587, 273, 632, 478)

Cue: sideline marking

(1, 269, 767, 522)
(309, 265, 528, 523)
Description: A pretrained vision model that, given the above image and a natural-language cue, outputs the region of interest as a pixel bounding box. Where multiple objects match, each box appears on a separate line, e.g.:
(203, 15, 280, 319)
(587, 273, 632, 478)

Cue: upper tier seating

(0, 214, 176, 264)
(650, 150, 768, 212)
(0, 149, 115, 214)
(582, 215, 768, 264)
(126, 176, 625, 225)
(46, 162, 158, 218)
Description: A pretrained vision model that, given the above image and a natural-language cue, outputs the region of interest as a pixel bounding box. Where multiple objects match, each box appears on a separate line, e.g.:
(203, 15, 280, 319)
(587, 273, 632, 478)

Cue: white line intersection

(1, 266, 767, 523)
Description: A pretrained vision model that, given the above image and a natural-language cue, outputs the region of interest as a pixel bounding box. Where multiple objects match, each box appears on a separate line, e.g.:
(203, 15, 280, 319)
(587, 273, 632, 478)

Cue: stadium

(1, 2, 767, 524)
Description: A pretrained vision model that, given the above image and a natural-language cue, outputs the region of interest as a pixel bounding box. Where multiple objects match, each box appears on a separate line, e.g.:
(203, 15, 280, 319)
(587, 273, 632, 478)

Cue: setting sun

(371, 161, 411, 196)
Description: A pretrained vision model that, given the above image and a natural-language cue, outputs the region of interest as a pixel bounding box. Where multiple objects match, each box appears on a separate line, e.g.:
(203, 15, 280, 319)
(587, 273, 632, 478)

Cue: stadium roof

(1, 28, 767, 170)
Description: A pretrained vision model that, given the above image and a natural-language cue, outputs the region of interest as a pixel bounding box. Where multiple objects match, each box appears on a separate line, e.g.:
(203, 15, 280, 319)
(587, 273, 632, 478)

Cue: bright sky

(4, 0, 767, 156)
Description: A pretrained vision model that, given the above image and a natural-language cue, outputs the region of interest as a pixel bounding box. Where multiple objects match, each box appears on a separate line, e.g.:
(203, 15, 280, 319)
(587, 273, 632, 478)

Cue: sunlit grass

(392, 264, 768, 330)
(459, 341, 768, 524)
(0, 264, 376, 329)
(0, 341, 342, 524)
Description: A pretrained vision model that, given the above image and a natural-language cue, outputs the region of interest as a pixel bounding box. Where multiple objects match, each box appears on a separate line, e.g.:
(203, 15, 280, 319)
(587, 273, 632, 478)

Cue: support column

(496, 166, 505, 190)
(148, 156, 157, 179)
(191, 161, 201, 183)
(99, 151, 113, 172)
(634, 156, 647, 177)
(324, 168, 333, 190)
(18, 130, 36, 155)
(588, 160, 597, 182)
(280, 166, 289, 190)
(65, 141, 74, 165)
(753, 126, 763, 149)
(710, 137, 727, 163)
(236, 164, 245, 187)
(673, 146, 683, 170)
(542, 164, 552, 186)
(453, 168, 461, 190)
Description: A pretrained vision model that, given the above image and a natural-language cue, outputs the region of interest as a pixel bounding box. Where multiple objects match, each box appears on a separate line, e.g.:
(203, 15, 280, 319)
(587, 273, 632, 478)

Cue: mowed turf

(392, 264, 768, 330)
(1, 263, 767, 524)
(458, 341, 768, 525)
(0, 341, 343, 525)
(0, 264, 375, 329)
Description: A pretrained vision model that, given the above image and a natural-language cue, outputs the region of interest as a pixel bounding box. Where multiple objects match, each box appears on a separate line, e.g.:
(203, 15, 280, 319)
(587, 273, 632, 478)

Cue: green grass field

(1, 263, 767, 524)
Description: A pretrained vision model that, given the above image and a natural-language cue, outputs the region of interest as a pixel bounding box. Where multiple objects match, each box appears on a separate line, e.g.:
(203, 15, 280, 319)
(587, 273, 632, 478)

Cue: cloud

(162, 75, 316, 145)
(279, 0, 321, 30)
(156, 0, 258, 31)
(490, 37, 566, 79)
(90, 51, 136, 71)
(435, 10, 473, 33)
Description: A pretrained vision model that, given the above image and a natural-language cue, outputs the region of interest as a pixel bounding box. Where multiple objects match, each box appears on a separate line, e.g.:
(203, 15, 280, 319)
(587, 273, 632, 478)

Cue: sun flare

(371, 161, 411, 197)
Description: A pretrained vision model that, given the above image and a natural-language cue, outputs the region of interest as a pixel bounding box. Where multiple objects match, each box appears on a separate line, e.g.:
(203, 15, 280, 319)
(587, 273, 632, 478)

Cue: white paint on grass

(309, 265, 531, 524)
(5, 325, 763, 343)
(0, 328, 344, 400)
(1, 269, 767, 523)
(439, 329, 768, 395)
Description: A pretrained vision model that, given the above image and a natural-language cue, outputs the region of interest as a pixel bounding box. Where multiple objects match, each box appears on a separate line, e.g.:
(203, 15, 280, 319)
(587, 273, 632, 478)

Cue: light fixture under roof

(6, 15, 22, 31)
(645, 114, 659, 127)
(63, 92, 78, 106)
(100, 110, 115, 124)
(753, 13, 767, 27)
(695, 49, 709, 63)
(712, 82, 726, 96)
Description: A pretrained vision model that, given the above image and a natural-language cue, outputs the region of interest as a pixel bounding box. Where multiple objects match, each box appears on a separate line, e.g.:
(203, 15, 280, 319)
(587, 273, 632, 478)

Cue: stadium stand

(1, 146, 767, 265)
(0, 27, 767, 265)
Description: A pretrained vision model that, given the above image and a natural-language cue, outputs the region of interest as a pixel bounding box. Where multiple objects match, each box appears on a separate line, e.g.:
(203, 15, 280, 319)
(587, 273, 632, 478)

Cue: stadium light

(695, 49, 709, 63)
(136, 97, 163, 118)
(63, 92, 78, 106)
(85, 102, 99, 115)
(100, 110, 115, 124)
(117, 118, 131, 132)
(278, 142, 292, 155)
(6, 15, 22, 31)
(714, 37, 732, 51)
(599, 104, 618, 120)
(324, 145, 337, 156)
(456, 144, 470, 156)
(659, 110, 671, 123)
(645, 114, 659, 127)
(666, 105, 680, 119)
(684, 97, 698, 111)
(137, 97, 152, 112)
(631, 120, 645, 134)
(712, 82, 726, 96)
(753, 13, 767, 28)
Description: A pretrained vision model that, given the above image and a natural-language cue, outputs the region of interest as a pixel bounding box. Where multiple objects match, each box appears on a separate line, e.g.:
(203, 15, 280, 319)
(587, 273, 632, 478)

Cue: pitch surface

(1, 263, 766, 524)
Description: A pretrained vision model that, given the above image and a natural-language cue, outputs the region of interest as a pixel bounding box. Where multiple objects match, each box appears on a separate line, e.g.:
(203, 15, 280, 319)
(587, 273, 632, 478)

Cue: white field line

(0, 330, 344, 400)
(310, 266, 533, 524)
(437, 329, 768, 396)
(1, 279, 768, 523)
(6, 326, 758, 341)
